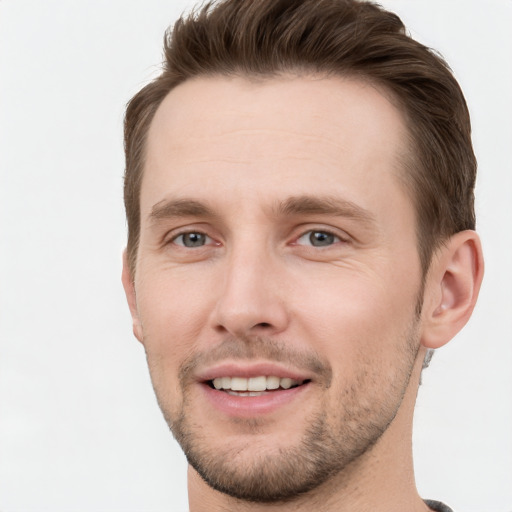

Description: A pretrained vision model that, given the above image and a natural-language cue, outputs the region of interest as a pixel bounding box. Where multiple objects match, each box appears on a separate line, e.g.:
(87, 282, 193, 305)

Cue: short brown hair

(124, 0, 476, 276)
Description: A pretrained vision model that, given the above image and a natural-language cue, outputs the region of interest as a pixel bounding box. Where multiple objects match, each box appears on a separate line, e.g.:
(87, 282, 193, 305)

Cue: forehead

(143, 74, 412, 220)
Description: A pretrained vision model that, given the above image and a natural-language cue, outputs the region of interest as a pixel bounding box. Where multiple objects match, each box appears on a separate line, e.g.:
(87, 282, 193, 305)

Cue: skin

(122, 75, 484, 511)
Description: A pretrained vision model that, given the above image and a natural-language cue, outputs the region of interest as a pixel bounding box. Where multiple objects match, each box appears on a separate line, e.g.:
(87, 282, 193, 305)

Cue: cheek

(135, 274, 206, 419)
(290, 266, 420, 359)
(135, 269, 214, 364)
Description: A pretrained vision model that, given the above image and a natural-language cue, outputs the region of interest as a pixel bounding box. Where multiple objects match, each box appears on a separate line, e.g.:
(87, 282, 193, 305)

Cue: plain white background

(0, 1, 511, 511)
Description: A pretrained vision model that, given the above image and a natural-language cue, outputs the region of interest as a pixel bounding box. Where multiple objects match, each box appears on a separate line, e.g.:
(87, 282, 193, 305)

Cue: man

(121, 0, 484, 510)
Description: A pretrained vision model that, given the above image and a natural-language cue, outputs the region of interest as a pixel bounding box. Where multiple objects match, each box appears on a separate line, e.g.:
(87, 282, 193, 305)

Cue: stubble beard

(150, 320, 421, 504)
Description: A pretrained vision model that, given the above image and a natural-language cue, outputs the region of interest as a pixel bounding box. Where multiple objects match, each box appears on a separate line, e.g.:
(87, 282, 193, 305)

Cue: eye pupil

(309, 231, 335, 246)
(183, 233, 206, 247)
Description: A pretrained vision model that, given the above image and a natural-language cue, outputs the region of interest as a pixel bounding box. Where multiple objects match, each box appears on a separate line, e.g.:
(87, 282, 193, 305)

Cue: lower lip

(200, 382, 311, 418)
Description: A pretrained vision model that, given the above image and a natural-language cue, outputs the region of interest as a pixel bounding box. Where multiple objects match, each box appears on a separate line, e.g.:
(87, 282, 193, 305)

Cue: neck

(188, 352, 431, 512)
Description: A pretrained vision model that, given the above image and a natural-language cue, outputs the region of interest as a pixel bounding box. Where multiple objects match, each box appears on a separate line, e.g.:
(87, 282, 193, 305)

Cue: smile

(198, 363, 314, 417)
(210, 375, 307, 396)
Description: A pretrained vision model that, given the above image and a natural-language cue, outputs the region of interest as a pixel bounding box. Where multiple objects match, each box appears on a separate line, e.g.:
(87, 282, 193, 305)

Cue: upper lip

(196, 361, 314, 383)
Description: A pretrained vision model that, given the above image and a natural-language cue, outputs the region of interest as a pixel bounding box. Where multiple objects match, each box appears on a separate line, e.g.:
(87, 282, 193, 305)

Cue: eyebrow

(149, 198, 216, 222)
(275, 195, 376, 225)
(148, 194, 376, 226)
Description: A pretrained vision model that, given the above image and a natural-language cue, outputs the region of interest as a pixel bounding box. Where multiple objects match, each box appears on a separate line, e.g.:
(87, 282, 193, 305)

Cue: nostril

(256, 322, 272, 328)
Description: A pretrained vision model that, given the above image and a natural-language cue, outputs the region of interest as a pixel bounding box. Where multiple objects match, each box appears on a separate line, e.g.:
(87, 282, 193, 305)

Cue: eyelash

(168, 230, 215, 248)
(166, 227, 349, 250)
(294, 228, 348, 248)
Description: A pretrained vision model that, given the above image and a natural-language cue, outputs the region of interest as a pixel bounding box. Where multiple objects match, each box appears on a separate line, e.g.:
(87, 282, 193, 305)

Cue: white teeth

(227, 390, 265, 397)
(280, 377, 293, 389)
(266, 376, 280, 390)
(211, 376, 303, 392)
(248, 376, 267, 391)
(231, 377, 248, 391)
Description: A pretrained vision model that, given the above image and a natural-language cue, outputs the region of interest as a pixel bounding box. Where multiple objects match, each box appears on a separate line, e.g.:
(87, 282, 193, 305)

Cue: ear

(421, 230, 484, 349)
(121, 250, 144, 343)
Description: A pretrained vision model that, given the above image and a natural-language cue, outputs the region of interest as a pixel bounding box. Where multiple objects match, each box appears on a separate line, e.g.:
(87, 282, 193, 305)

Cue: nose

(211, 245, 290, 338)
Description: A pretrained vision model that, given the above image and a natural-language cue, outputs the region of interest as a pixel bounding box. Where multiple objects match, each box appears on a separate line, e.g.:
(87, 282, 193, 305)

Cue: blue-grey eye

(175, 232, 209, 247)
(309, 231, 335, 246)
(297, 230, 339, 247)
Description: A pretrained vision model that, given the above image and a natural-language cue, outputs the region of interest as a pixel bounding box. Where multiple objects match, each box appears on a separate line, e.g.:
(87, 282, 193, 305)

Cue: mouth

(197, 363, 315, 417)
(206, 375, 311, 396)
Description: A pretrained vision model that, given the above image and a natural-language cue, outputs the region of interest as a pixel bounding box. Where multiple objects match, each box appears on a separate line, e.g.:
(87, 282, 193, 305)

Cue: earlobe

(421, 231, 484, 349)
(121, 250, 144, 343)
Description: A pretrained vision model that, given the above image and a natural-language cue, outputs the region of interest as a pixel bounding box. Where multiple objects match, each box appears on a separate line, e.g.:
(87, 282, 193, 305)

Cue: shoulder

(424, 499, 455, 512)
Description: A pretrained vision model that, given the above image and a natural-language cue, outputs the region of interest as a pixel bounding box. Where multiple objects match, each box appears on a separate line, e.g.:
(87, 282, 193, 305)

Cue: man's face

(125, 75, 425, 501)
